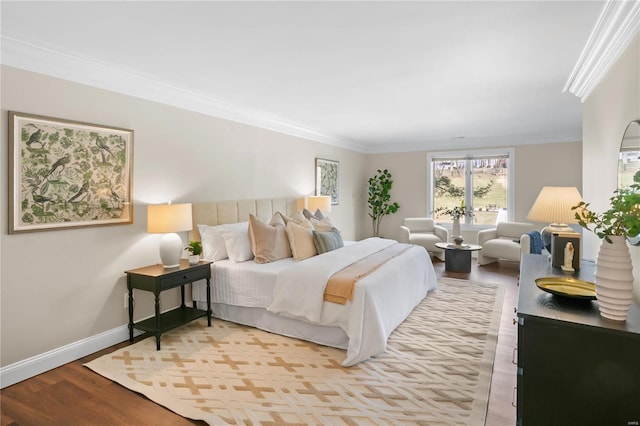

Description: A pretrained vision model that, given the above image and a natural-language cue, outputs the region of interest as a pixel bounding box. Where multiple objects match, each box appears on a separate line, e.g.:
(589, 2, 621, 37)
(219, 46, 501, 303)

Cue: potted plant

(435, 200, 474, 242)
(185, 241, 203, 265)
(572, 173, 640, 243)
(367, 169, 400, 237)
(571, 173, 640, 321)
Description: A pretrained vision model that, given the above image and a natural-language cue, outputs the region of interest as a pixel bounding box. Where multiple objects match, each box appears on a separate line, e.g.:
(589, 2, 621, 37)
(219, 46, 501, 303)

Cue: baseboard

(0, 325, 142, 389)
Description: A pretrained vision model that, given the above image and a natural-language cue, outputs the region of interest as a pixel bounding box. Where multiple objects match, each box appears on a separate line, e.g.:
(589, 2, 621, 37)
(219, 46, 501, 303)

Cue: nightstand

(125, 259, 212, 350)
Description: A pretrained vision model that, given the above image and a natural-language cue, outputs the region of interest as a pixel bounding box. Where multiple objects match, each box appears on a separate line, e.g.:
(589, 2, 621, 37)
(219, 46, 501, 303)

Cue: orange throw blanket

(323, 243, 413, 304)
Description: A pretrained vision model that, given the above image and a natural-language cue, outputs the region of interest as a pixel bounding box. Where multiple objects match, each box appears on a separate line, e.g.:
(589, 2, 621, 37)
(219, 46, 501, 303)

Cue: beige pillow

(286, 221, 317, 260)
(277, 211, 314, 229)
(248, 213, 292, 264)
(309, 216, 335, 232)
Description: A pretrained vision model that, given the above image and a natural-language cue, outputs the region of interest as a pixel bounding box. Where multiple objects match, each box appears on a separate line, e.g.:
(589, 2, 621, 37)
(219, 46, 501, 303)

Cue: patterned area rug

(85, 278, 504, 425)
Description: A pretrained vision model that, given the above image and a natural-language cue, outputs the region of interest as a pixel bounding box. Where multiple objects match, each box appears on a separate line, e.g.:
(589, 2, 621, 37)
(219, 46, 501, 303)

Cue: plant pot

(595, 235, 634, 321)
(188, 254, 200, 265)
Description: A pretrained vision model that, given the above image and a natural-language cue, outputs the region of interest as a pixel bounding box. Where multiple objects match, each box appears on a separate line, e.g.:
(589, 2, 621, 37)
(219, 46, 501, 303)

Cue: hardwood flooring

(1, 259, 520, 426)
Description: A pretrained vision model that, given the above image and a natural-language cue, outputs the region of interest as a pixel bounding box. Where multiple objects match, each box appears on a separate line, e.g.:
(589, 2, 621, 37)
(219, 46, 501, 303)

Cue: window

(428, 149, 514, 226)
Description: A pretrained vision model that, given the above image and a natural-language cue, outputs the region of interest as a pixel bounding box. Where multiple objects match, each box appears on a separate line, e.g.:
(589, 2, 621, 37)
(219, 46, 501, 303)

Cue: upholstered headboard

(189, 197, 299, 242)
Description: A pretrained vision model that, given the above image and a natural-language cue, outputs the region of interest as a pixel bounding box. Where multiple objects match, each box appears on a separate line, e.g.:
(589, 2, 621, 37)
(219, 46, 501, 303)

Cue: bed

(190, 197, 438, 366)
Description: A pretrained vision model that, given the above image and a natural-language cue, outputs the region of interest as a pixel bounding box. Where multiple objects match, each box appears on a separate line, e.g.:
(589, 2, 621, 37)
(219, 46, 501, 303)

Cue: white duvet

(193, 237, 437, 366)
(268, 237, 437, 366)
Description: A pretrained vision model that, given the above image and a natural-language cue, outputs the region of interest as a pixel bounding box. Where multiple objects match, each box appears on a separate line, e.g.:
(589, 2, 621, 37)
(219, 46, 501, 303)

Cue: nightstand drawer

(159, 265, 210, 289)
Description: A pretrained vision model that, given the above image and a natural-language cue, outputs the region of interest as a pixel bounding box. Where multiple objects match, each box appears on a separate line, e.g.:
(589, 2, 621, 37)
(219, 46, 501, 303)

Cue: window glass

(431, 152, 511, 225)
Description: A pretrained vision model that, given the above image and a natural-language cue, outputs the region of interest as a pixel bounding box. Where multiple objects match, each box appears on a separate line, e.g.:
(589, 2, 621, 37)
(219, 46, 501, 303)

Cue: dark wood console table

(517, 253, 640, 426)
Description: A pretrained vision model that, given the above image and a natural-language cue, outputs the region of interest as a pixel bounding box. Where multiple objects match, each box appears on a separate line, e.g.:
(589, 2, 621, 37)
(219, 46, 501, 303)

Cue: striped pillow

(312, 227, 344, 254)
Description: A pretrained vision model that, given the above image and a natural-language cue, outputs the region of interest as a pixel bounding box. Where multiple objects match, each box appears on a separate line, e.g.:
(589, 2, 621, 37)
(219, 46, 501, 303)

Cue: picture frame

(315, 158, 339, 205)
(8, 111, 134, 233)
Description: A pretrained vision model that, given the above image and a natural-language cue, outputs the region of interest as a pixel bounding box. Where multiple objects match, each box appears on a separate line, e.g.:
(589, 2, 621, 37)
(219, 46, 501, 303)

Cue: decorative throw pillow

(198, 223, 228, 261)
(302, 208, 326, 220)
(309, 216, 336, 232)
(248, 213, 292, 263)
(220, 221, 253, 262)
(312, 227, 344, 254)
(278, 211, 314, 229)
(286, 221, 317, 260)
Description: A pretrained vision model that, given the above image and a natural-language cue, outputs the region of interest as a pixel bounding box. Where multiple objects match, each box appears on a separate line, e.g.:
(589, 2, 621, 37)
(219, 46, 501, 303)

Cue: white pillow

(220, 221, 253, 262)
(197, 224, 228, 261)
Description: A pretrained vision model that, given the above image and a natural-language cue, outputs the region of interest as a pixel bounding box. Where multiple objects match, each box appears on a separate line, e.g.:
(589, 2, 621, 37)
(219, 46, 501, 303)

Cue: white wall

(364, 142, 583, 241)
(0, 65, 368, 368)
(582, 35, 640, 289)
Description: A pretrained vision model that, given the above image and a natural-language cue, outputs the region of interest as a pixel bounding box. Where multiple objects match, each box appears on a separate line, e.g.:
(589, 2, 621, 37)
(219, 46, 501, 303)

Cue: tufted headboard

(189, 197, 299, 242)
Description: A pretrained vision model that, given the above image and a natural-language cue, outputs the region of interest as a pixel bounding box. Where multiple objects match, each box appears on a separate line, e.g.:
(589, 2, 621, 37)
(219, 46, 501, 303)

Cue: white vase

(188, 254, 200, 265)
(452, 218, 461, 241)
(595, 235, 634, 321)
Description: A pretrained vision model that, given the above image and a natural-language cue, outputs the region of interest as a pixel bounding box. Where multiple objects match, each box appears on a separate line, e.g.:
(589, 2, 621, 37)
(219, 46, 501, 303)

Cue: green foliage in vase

(185, 241, 203, 256)
(435, 200, 475, 220)
(367, 169, 400, 236)
(572, 171, 640, 243)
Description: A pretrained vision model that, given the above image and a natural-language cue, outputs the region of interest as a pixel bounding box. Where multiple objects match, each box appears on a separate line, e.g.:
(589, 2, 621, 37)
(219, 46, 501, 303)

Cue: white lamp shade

(147, 203, 193, 233)
(307, 196, 332, 213)
(147, 203, 193, 268)
(527, 187, 583, 225)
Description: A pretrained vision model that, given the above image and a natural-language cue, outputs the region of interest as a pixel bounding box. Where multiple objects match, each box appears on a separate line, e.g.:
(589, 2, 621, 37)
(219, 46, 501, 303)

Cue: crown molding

(364, 130, 582, 154)
(0, 35, 368, 152)
(564, 0, 640, 102)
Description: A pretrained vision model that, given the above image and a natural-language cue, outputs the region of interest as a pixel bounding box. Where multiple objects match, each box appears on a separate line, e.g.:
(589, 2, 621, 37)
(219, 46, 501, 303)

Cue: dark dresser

(517, 253, 640, 426)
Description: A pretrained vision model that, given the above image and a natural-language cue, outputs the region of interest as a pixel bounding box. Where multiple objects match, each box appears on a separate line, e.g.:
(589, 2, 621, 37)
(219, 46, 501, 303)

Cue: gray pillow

(303, 208, 325, 220)
(312, 227, 343, 254)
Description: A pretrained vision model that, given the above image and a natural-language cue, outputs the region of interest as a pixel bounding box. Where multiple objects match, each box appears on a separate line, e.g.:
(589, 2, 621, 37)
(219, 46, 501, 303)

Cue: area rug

(85, 278, 504, 425)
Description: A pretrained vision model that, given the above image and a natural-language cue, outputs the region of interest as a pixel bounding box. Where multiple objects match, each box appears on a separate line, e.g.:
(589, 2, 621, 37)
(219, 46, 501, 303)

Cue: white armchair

(477, 221, 538, 265)
(399, 218, 449, 261)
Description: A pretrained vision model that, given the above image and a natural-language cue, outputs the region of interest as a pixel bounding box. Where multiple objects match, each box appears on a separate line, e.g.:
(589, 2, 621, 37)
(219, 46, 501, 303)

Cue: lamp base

(541, 223, 574, 253)
(159, 232, 183, 268)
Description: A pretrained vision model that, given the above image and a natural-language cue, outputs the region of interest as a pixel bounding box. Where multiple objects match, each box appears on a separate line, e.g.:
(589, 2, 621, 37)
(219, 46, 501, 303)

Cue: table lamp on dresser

(527, 186, 583, 254)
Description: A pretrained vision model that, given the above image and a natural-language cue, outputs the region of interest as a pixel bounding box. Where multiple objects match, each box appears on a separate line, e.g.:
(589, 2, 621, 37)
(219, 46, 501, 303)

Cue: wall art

(315, 158, 339, 205)
(9, 111, 134, 233)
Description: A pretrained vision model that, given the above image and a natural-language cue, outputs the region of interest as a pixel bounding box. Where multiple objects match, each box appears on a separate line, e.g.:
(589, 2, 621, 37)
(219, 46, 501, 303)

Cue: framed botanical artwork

(8, 111, 134, 233)
(315, 158, 339, 205)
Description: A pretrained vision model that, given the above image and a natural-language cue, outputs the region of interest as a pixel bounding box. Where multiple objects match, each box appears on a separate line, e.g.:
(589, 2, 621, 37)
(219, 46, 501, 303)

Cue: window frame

(427, 148, 516, 229)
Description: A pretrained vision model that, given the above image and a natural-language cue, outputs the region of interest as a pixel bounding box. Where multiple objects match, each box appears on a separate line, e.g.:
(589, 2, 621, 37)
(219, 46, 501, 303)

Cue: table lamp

(526, 187, 583, 252)
(147, 203, 193, 268)
(306, 195, 332, 214)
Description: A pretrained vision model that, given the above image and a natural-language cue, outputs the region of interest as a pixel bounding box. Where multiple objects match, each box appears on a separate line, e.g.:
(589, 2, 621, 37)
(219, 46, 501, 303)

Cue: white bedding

(193, 238, 437, 366)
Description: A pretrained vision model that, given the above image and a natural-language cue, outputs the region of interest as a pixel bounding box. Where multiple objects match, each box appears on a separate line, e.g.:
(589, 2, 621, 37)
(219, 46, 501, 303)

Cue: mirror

(618, 120, 640, 245)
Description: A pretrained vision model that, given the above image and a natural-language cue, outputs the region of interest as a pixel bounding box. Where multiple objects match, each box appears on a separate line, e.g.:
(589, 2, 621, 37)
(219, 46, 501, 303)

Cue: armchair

(399, 218, 449, 261)
(477, 221, 538, 265)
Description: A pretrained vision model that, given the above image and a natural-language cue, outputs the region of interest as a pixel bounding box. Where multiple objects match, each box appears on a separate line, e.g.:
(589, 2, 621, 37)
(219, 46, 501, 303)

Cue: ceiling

(1, 1, 605, 153)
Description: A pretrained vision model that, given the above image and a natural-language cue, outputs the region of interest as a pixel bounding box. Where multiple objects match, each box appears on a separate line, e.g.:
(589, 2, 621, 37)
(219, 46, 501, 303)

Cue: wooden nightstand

(125, 259, 212, 350)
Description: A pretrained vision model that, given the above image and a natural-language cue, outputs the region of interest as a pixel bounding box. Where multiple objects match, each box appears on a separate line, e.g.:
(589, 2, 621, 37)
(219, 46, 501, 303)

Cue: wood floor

(1, 259, 520, 426)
